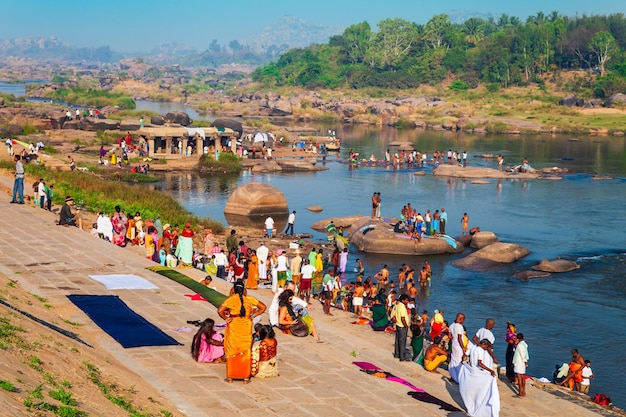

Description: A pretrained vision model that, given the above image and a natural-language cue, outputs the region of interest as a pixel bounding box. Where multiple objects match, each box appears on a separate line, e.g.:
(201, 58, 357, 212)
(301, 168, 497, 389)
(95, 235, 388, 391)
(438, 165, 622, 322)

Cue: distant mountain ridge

(0, 16, 343, 66)
(0, 36, 121, 63)
(243, 15, 343, 53)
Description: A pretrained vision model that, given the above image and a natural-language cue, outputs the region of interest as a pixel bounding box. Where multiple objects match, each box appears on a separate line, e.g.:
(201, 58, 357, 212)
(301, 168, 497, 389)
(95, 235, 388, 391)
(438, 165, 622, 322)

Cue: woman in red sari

(217, 280, 266, 383)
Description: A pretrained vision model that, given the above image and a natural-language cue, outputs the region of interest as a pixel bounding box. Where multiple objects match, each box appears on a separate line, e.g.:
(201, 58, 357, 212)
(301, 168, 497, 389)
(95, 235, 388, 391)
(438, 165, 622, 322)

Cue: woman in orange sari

(246, 248, 259, 290)
(217, 280, 266, 383)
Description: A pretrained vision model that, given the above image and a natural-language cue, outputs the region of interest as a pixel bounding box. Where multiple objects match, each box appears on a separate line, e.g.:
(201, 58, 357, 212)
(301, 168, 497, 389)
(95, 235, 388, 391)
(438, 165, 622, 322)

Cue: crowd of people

(350, 148, 470, 168)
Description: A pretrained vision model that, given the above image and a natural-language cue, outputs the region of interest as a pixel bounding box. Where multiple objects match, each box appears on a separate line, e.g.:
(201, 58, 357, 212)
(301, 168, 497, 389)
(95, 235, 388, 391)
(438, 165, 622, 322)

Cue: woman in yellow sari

(217, 280, 266, 383)
(246, 248, 259, 290)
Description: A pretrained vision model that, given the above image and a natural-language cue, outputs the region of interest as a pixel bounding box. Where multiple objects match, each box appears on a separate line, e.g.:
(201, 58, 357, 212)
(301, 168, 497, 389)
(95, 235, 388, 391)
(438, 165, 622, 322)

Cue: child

(159, 244, 167, 266)
(580, 360, 594, 395)
(190, 318, 224, 363)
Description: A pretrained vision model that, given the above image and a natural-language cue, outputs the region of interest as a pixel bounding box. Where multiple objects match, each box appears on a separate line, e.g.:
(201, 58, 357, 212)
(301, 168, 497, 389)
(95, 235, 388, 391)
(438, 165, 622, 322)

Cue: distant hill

(0, 36, 123, 63)
(242, 15, 343, 56)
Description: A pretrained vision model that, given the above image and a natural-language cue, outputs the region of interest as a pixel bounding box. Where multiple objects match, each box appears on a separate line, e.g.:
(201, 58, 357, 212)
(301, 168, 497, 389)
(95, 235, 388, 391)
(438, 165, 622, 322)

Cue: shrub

(448, 80, 470, 90)
(200, 152, 242, 173)
(486, 83, 500, 93)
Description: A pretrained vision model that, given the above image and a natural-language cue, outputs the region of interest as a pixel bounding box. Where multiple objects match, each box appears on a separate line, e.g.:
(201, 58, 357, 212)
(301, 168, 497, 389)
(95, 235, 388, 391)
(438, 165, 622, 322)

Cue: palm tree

(463, 18, 485, 47)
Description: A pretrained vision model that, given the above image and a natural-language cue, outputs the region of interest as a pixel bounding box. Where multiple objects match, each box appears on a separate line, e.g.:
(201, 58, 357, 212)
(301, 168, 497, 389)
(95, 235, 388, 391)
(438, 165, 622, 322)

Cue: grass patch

(0, 159, 223, 233)
(147, 266, 227, 308)
(41, 86, 136, 110)
(96, 130, 122, 145)
(0, 379, 15, 391)
(0, 316, 25, 350)
(49, 387, 78, 406)
(83, 361, 164, 416)
(28, 355, 44, 371)
(199, 152, 242, 173)
(110, 172, 160, 183)
(31, 294, 47, 303)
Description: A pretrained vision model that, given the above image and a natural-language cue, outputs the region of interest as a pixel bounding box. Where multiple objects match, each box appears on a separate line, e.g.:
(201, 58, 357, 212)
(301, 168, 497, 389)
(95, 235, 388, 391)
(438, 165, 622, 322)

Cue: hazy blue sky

(2, 0, 625, 51)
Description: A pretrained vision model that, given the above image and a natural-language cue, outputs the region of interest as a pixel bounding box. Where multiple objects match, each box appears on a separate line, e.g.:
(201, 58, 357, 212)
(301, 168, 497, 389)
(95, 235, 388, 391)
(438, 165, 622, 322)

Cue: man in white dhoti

(448, 312, 466, 382)
(459, 340, 500, 417)
(257, 242, 269, 280)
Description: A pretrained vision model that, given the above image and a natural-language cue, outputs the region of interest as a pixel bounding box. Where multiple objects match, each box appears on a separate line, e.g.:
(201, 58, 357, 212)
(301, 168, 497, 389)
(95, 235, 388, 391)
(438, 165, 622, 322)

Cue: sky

(2, 0, 625, 52)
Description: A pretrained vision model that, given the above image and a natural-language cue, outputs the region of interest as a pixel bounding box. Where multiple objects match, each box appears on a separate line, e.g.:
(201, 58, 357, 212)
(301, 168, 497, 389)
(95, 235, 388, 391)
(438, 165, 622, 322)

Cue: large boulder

(338, 217, 463, 256)
(307, 205, 323, 213)
(531, 258, 580, 273)
(78, 117, 120, 131)
(162, 111, 192, 126)
(604, 93, 626, 108)
(224, 183, 289, 228)
(251, 160, 282, 173)
(268, 99, 293, 116)
(452, 242, 530, 271)
(558, 95, 585, 107)
(470, 231, 499, 249)
(150, 116, 164, 125)
(275, 159, 327, 172)
(311, 216, 369, 232)
(211, 118, 243, 138)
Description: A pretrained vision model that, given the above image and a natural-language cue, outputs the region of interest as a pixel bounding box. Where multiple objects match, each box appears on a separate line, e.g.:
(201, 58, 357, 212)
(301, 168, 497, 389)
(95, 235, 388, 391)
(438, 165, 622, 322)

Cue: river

(146, 126, 626, 406)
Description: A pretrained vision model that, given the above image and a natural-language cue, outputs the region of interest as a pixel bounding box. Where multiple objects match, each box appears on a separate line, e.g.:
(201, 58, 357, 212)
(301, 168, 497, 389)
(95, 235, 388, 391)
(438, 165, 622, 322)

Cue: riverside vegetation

(0, 159, 224, 234)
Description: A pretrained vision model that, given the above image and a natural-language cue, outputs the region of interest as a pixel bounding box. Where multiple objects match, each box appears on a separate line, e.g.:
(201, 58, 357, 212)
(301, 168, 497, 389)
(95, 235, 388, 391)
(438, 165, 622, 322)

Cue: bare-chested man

(424, 260, 432, 283)
(560, 348, 586, 392)
(376, 265, 389, 291)
(461, 213, 469, 235)
(371, 192, 378, 219)
(352, 282, 365, 317)
(424, 336, 449, 373)
(419, 266, 429, 288)
(398, 266, 406, 289)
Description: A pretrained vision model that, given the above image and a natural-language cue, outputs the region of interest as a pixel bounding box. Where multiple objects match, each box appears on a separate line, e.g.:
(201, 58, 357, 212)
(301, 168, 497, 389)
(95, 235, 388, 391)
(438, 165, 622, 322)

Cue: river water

(147, 125, 626, 406)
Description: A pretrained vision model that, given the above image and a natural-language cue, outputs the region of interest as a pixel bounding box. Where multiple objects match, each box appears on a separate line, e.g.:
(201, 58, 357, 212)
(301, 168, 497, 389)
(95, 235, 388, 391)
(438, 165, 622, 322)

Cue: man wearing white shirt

(265, 216, 274, 237)
(213, 249, 228, 279)
(448, 312, 466, 382)
(276, 250, 289, 289)
(473, 318, 498, 365)
(285, 210, 296, 236)
(299, 259, 316, 302)
(257, 242, 269, 280)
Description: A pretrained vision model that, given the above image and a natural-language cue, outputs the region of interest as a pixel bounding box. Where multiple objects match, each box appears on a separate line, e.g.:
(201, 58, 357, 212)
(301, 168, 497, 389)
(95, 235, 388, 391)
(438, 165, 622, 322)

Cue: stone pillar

(148, 138, 155, 157)
(165, 137, 171, 155)
(181, 138, 188, 158)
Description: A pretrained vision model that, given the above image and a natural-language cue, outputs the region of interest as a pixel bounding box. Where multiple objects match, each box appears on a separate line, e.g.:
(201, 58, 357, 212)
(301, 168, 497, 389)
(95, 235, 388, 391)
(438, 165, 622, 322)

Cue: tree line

(252, 12, 626, 97)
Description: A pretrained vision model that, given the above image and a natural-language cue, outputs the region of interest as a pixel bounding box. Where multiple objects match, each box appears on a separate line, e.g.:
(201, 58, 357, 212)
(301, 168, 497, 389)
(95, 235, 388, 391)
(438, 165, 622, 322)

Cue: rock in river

(531, 258, 580, 273)
(470, 231, 499, 249)
(224, 183, 289, 228)
(452, 242, 530, 271)
(311, 216, 463, 256)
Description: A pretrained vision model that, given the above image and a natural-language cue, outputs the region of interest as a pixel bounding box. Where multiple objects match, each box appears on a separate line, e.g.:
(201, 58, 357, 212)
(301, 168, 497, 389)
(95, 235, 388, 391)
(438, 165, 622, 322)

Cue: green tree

(463, 18, 485, 47)
(340, 21, 372, 64)
(367, 18, 418, 69)
(589, 31, 619, 76)
(424, 14, 451, 49)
